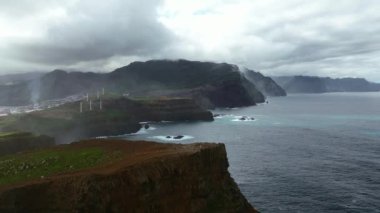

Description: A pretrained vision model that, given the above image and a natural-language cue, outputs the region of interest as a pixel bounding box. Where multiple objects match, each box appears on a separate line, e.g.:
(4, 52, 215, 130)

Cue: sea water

(121, 92, 380, 212)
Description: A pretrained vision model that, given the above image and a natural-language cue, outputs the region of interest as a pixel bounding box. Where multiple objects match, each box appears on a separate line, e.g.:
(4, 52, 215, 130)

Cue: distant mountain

(273, 76, 380, 93)
(0, 60, 289, 108)
(0, 72, 43, 86)
(243, 70, 286, 97)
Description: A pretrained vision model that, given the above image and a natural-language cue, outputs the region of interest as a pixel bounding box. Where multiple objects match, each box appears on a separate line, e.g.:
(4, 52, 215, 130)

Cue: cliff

(0, 139, 257, 212)
(0, 60, 265, 108)
(0, 132, 55, 156)
(273, 75, 380, 93)
(108, 60, 265, 108)
(0, 97, 213, 143)
(244, 70, 286, 97)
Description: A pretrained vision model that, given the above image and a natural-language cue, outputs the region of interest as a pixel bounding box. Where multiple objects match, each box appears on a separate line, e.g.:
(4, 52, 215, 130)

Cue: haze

(1, 0, 380, 82)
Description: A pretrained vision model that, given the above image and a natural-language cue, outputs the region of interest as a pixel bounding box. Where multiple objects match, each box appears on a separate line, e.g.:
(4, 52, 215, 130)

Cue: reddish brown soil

(0, 139, 258, 212)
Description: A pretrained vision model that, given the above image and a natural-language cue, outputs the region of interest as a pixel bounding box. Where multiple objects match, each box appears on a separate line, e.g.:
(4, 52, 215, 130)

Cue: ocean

(121, 92, 380, 212)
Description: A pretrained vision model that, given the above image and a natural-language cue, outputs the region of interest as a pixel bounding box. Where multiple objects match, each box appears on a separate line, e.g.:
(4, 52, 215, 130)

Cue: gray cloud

(1, 0, 380, 82)
(0, 0, 66, 16)
(234, 1, 380, 81)
(8, 0, 173, 65)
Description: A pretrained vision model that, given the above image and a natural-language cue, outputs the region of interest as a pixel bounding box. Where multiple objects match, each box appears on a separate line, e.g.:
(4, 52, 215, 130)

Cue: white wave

(213, 114, 237, 118)
(231, 119, 257, 122)
(149, 135, 194, 141)
(123, 128, 149, 136)
(134, 128, 149, 135)
(213, 115, 225, 119)
(231, 117, 257, 122)
(95, 136, 108, 139)
(140, 120, 173, 124)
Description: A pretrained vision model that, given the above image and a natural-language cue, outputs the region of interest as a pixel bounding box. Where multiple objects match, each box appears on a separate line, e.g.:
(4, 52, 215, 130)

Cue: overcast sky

(1, 0, 380, 81)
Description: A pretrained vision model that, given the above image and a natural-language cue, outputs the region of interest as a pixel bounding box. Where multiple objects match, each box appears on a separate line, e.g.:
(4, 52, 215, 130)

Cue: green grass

(0, 132, 20, 138)
(0, 115, 18, 128)
(0, 132, 35, 141)
(0, 147, 121, 186)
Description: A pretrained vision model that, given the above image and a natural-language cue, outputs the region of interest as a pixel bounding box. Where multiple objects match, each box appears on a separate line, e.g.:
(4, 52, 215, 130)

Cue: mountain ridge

(0, 59, 284, 108)
(273, 75, 380, 93)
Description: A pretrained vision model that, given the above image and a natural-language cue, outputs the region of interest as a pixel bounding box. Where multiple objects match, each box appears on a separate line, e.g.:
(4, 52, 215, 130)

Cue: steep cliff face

(172, 79, 262, 109)
(0, 140, 257, 212)
(244, 70, 286, 97)
(99, 97, 213, 122)
(135, 98, 214, 121)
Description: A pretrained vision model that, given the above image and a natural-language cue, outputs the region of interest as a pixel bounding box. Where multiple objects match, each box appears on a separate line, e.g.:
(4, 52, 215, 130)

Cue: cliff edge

(0, 132, 54, 156)
(0, 139, 257, 212)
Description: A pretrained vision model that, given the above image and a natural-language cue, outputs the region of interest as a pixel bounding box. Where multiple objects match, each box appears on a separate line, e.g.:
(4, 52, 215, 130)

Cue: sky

(1, 0, 380, 82)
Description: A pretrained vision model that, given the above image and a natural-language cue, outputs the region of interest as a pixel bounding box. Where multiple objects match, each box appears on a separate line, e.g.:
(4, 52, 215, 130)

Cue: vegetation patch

(0, 132, 22, 138)
(0, 147, 121, 186)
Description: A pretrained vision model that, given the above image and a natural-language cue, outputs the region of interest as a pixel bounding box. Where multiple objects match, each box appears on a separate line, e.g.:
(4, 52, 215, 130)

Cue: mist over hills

(0, 59, 285, 108)
(273, 76, 380, 94)
(0, 72, 43, 86)
(243, 70, 286, 97)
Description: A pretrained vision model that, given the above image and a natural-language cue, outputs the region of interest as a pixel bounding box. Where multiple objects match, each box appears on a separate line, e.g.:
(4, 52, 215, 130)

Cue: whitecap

(231, 119, 257, 122)
(231, 116, 256, 122)
(149, 135, 194, 141)
(95, 136, 108, 139)
(123, 128, 148, 136)
(134, 128, 149, 135)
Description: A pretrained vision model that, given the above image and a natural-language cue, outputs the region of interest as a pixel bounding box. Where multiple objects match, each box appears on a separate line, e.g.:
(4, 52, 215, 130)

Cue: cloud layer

(1, 0, 380, 81)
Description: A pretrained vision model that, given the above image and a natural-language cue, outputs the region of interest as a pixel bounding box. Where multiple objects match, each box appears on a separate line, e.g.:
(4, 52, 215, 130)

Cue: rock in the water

(173, 135, 184, 140)
(213, 113, 225, 118)
(166, 136, 171, 139)
(144, 124, 150, 129)
(239, 116, 255, 121)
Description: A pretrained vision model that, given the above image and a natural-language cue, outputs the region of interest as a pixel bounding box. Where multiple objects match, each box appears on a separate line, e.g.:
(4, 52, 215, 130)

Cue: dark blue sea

(122, 92, 380, 212)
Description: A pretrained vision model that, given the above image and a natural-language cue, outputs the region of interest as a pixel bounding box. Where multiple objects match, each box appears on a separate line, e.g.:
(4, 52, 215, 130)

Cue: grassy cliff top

(0, 132, 24, 138)
(0, 145, 122, 186)
(0, 132, 41, 141)
(0, 139, 218, 189)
